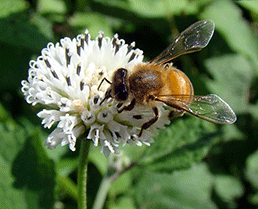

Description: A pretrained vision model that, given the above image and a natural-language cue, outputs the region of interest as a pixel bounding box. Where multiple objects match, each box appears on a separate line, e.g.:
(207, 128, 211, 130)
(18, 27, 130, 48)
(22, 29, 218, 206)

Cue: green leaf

(89, 145, 107, 175)
(29, 13, 54, 41)
(204, 54, 253, 114)
(96, 0, 212, 18)
(109, 171, 132, 197)
(0, 121, 28, 209)
(109, 196, 136, 209)
(129, 0, 188, 18)
(0, 0, 54, 51)
(250, 102, 258, 121)
(0, 0, 28, 18)
(221, 123, 244, 141)
(0, 14, 53, 51)
(0, 120, 55, 208)
(18, 117, 68, 162)
(37, 0, 67, 23)
(38, 0, 67, 15)
(248, 192, 258, 205)
(19, 117, 79, 201)
(0, 102, 16, 128)
(200, 0, 258, 73)
(138, 117, 220, 172)
(0, 9, 53, 90)
(92, 0, 211, 22)
(93, 0, 129, 12)
(134, 163, 216, 209)
(244, 149, 258, 205)
(237, 1, 258, 16)
(76, 0, 90, 12)
(214, 175, 244, 208)
(245, 150, 258, 189)
(56, 173, 78, 201)
(56, 157, 79, 176)
(12, 128, 56, 208)
(0, 43, 33, 90)
(68, 12, 113, 38)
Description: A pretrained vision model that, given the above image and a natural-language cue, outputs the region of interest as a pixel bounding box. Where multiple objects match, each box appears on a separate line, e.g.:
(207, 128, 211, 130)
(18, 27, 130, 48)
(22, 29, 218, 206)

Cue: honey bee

(99, 20, 237, 137)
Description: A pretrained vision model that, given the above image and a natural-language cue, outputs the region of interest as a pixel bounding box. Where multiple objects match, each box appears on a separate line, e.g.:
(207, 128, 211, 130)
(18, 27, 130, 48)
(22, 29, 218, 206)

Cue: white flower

(21, 30, 170, 157)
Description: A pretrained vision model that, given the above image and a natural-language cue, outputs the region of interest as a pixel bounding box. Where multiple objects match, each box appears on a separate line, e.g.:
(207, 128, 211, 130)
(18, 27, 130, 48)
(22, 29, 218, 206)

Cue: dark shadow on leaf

(11, 133, 55, 209)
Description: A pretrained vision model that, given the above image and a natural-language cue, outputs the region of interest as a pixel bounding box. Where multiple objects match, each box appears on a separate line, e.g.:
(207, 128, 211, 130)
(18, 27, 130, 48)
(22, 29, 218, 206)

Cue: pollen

(72, 100, 87, 113)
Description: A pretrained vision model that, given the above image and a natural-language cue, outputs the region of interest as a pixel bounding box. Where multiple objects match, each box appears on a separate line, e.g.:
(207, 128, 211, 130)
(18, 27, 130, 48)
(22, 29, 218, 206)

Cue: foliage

(1, 0, 258, 208)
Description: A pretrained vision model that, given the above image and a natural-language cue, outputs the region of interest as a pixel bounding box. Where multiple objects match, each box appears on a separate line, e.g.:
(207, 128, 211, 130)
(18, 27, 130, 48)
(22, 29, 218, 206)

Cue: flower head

(21, 30, 170, 157)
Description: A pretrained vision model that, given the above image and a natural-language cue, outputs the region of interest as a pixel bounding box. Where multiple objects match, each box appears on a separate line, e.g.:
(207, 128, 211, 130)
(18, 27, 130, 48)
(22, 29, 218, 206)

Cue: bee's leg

(99, 87, 112, 105)
(98, 77, 113, 105)
(97, 77, 112, 91)
(138, 107, 158, 137)
(168, 110, 184, 119)
(117, 98, 136, 113)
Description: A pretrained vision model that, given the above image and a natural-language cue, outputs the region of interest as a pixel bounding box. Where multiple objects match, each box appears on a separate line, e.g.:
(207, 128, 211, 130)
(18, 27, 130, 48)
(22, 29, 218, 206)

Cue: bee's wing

(156, 94, 237, 124)
(150, 20, 215, 65)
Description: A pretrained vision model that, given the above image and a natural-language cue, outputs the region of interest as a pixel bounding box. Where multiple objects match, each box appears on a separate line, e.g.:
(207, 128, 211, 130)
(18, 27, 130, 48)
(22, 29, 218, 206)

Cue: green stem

(78, 139, 91, 209)
(92, 176, 111, 209)
(92, 162, 137, 209)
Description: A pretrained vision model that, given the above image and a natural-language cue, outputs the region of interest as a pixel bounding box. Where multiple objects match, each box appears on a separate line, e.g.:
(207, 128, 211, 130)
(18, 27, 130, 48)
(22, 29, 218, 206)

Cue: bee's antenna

(98, 77, 112, 91)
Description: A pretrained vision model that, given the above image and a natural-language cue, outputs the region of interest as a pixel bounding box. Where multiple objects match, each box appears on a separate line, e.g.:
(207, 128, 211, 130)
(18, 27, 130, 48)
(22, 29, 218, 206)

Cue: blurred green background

(1, 0, 258, 208)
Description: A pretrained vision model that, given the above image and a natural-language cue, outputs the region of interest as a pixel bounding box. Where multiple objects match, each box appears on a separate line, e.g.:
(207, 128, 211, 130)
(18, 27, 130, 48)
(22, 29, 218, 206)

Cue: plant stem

(92, 176, 111, 209)
(78, 139, 91, 209)
(92, 162, 137, 209)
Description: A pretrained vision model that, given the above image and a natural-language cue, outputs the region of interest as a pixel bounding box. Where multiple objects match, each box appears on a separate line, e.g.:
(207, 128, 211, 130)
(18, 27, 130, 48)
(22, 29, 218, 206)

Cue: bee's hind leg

(168, 110, 184, 119)
(138, 107, 159, 137)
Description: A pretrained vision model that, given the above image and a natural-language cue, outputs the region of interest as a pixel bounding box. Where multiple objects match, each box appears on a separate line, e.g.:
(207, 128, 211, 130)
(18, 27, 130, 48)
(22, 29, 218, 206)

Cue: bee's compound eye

(116, 68, 127, 77)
